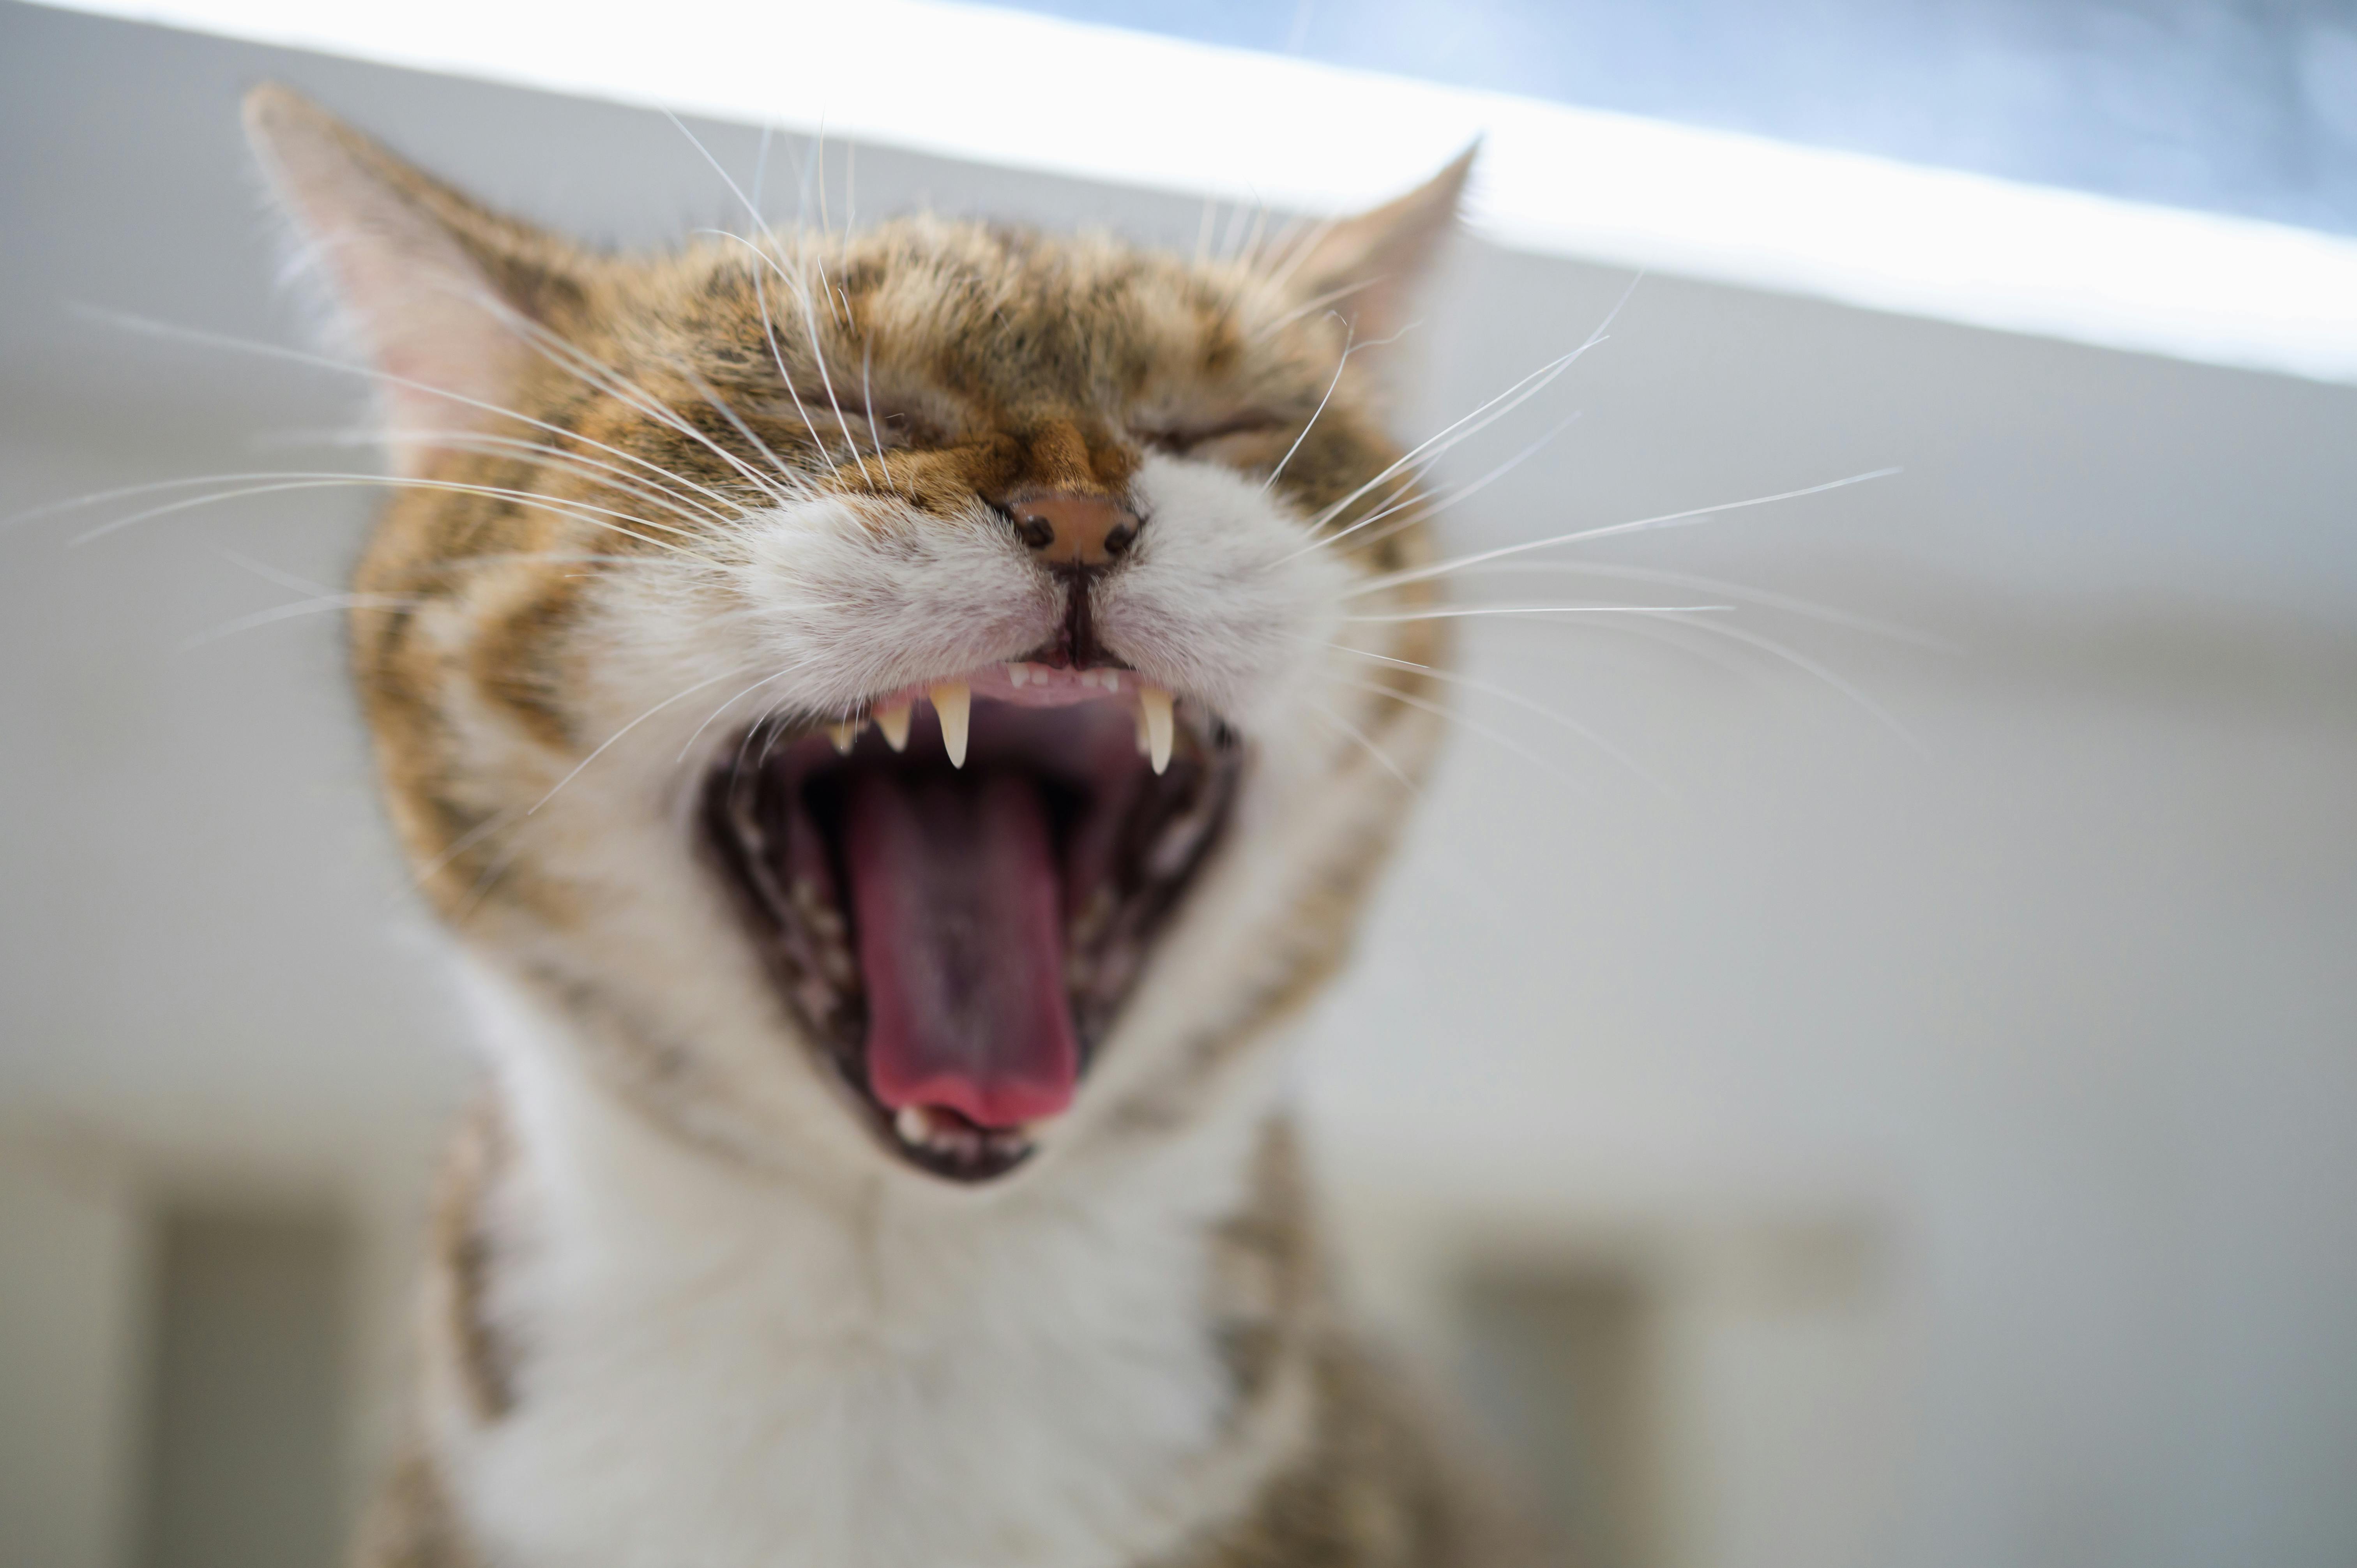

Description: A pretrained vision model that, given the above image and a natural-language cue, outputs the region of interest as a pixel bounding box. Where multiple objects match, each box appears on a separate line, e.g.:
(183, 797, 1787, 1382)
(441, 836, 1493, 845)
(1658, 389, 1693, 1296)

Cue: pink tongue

(841, 770, 1078, 1128)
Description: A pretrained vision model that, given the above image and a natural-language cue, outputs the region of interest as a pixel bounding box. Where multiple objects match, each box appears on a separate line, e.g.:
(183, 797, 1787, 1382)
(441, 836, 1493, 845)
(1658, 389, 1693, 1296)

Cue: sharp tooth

(895, 1106, 929, 1146)
(828, 720, 860, 755)
(931, 682, 971, 768)
(875, 701, 912, 752)
(1134, 705, 1150, 756)
(1139, 686, 1173, 775)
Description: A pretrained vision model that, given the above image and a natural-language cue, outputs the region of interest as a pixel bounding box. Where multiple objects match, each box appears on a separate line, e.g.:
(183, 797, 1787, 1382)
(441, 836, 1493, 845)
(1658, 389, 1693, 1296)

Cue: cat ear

(242, 84, 587, 471)
(1289, 145, 1477, 348)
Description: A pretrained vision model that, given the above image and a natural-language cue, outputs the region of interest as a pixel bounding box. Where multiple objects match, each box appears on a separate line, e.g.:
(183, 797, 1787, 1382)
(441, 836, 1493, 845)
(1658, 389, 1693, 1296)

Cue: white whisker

(1359, 468, 1903, 594)
(529, 661, 772, 816)
(72, 307, 757, 523)
(64, 474, 726, 563)
(1304, 699, 1420, 793)
(1264, 320, 1352, 493)
(1319, 639, 1663, 789)
(1343, 604, 1732, 623)
(1371, 559, 1955, 648)
(1330, 672, 1593, 792)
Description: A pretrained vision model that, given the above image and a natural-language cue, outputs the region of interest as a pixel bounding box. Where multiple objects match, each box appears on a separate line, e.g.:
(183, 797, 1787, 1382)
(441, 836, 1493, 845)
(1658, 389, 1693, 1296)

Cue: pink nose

(1006, 494, 1140, 568)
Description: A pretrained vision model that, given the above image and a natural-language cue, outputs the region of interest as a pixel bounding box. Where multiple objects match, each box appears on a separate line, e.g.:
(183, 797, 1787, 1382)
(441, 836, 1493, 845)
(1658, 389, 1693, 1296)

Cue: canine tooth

(931, 682, 971, 768)
(875, 701, 912, 752)
(895, 1106, 929, 1146)
(828, 720, 860, 754)
(1139, 686, 1173, 775)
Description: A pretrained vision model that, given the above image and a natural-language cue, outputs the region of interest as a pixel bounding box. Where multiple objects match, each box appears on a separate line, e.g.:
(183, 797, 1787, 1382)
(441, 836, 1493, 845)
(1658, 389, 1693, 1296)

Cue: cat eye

(1132, 411, 1290, 454)
(757, 394, 949, 452)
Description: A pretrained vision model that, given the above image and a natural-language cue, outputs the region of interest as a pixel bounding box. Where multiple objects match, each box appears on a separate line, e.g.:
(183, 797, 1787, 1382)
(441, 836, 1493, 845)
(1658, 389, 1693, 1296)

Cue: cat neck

(445, 961, 1314, 1568)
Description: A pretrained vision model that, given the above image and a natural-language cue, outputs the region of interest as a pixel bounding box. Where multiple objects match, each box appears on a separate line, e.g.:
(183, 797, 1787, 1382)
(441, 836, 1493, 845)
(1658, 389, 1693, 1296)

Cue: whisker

(1661, 614, 1926, 753)
(664, 353, 810, 499)
(470, 291, 794, 505)
(1358, 468, 1903, 595)
(179, 592, 419, 650)
(1367, 560, 1955, 649)
(64, 474, 726, 564)
(793, 245, 878, 489)
(358, 429, 739, 529)
(529, 660, 772, 815)
(1257, 213, 1342, 295)
(1276, 275, 1638, 562)
(1318, 639, 1663, 789)
(1333, 409, 1583, 558)
(1264, 320, 1352, 492)
(1304, 698, 1421, 794)
(73, 307, 757, 523)
(861, 340, 894, 492)
(701, 229, 843, 480)
(1342, 604, 1733, 623)
(1330, 672, 1594, 792)
(1245, 274, 1375, 344)
(1276, 339, 1603, 564)
(662, 111, 877, 491)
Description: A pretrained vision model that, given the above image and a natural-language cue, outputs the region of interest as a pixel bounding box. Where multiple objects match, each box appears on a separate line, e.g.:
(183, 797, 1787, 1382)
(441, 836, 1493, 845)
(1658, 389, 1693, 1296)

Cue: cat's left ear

(1288, 145, 1477, 348)
(242, 84, 589, 472)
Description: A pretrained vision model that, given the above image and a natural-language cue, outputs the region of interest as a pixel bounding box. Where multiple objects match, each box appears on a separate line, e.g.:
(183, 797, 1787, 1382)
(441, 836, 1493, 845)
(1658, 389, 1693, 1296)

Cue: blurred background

(3, 2, 2353, 1566)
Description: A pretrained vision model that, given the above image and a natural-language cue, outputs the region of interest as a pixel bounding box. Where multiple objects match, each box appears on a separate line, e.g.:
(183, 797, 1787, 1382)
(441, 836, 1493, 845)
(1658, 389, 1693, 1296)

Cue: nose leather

(1009, 494, 1140, 569)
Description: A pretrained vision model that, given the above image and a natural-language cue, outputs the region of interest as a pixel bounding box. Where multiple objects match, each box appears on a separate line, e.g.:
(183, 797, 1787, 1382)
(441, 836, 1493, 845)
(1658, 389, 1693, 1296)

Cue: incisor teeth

(828, 720, 860, 755)
(1138, 686, 1173, 775)
(875, 701, 911, 752)
(931, 682, 971, 768)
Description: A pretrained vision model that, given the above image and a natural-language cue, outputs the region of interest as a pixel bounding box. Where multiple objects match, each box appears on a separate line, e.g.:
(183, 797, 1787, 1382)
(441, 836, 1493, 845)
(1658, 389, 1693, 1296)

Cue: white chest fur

(444, 971, 1300, 1568)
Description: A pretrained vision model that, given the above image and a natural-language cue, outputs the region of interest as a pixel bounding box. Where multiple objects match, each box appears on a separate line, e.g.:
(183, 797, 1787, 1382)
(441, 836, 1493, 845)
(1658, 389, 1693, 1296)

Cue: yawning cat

(242, 83, 1545, 1568)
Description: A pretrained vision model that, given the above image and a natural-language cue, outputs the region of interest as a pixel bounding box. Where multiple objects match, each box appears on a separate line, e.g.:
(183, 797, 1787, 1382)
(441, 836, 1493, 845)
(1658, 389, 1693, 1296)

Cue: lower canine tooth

(895, 1106, 929, 1146)
(931, 682, 971, 768)
(875, 701, 911, 752)
(1139, 686, 1174, 775)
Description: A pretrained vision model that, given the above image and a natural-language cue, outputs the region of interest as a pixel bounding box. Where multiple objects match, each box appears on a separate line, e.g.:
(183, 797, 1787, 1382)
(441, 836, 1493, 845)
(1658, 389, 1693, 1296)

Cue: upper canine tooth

(931, 682, 971, 768)
(875, 701, 912, 752)
(828, 720, 860, 755)
(1139, 687, 1173, 775)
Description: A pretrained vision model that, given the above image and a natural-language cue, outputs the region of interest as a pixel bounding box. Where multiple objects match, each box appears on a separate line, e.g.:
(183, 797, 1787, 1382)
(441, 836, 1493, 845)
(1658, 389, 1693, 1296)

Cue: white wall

(0, 1136, 150, 1568)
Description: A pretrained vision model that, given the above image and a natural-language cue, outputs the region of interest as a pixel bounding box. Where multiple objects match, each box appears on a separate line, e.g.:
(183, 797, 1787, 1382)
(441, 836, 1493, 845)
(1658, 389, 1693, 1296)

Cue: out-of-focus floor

(4, 5, 2355, 1568)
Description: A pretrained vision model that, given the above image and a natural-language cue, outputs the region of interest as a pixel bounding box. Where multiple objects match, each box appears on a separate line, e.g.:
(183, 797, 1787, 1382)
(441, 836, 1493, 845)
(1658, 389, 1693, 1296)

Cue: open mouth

(701, 663, 1241, 1183)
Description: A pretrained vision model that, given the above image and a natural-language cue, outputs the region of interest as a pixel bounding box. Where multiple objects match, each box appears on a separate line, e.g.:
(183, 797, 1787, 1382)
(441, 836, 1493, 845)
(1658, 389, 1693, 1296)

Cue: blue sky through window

(986, 0, 2357, 235)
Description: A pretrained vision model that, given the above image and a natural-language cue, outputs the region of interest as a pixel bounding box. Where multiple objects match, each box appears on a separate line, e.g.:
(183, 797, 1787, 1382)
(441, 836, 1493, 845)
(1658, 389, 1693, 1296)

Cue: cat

(241, 83, 1548, 1568)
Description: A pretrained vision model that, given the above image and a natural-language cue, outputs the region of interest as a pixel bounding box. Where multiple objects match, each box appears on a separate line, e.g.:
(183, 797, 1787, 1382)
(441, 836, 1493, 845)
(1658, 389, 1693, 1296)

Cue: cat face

(247, 87, 1459, 1193)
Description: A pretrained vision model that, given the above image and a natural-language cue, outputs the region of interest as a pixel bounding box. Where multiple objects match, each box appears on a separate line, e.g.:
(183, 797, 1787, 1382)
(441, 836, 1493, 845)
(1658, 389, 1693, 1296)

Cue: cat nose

(1006, 494, 1140, 569)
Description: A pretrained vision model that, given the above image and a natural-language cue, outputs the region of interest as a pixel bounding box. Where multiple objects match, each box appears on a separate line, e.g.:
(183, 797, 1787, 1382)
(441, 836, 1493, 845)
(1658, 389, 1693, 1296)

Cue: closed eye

(1132, 411, 1290, 454)
(758, 394, 951, 452)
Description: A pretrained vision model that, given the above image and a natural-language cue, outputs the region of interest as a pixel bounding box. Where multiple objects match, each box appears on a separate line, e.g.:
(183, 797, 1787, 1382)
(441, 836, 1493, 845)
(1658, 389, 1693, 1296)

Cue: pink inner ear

(1288, 145, 1475, 346)
(319, 229, 536, 470)
(245, 88, 545, 471)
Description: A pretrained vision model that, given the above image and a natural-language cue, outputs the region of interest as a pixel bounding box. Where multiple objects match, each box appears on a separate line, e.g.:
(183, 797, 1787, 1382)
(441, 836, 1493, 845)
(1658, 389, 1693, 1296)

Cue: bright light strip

(42, 0, 2357, 383)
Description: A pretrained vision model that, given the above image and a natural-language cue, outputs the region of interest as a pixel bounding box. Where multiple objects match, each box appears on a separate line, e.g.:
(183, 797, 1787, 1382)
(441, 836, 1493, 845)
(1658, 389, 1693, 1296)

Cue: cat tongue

(841, 769, 1078, 1128)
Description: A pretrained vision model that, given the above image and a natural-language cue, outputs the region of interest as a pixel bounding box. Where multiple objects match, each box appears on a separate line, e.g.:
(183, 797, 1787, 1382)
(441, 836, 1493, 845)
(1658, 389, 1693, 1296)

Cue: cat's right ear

(242, 84, 587, 472)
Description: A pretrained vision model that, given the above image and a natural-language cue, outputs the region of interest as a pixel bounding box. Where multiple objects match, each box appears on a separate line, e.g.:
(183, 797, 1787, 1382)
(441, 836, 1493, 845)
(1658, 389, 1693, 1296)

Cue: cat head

(245, 85, 1460, 1195)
